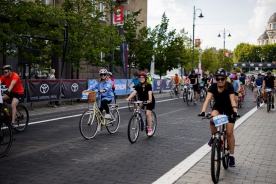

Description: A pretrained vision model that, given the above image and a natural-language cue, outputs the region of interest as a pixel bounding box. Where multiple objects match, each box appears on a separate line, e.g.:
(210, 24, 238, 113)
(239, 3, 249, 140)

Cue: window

(274, 24, 276, 30)
(271, 24, 273, 30)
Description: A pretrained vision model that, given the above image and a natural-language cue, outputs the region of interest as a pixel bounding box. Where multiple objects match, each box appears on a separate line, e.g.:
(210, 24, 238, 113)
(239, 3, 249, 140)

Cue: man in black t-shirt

(201, 74, 208, 93)
(188, 70, 198, 103)
(262, 71, 276, 108)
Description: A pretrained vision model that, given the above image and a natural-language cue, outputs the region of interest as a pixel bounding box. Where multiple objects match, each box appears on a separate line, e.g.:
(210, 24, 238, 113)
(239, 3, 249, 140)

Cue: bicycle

(199, 83, 206, 102)
(266, 88, 273, 113)
(182, 85, 188, 102)
(0, 113, 13, 158)
(79, 92, 120, 139)
(186, 84, 195, 106)
(127, 101, 157, 143)
(170, 84, 179, 98)
(202, 114, 230, 183)
(256, 86, 263, 108)
(1, 101, 29, 132)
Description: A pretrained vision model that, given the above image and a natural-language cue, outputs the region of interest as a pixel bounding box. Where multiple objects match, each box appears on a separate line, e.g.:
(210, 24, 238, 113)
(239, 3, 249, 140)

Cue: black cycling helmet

(134, 72, 139, 76)
(191, 70, 195, 73)
(258, 73, 262, 76)
(215, 68, 227, 77)
(2, 65, 12, 71)
(267, 70, 271, 74)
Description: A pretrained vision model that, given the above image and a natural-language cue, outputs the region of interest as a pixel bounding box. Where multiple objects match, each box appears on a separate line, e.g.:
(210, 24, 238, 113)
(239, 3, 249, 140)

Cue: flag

(119, 27, 127, 78)
(198, 59, 202, 75)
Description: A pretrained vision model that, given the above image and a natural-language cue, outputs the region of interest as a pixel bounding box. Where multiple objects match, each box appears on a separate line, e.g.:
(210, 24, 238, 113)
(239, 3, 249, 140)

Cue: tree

(201, 48, 219, 72)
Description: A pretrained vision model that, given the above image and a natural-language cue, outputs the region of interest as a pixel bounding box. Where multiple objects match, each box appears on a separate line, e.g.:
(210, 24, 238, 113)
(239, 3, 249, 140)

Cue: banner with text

(62, 80, 87, 99)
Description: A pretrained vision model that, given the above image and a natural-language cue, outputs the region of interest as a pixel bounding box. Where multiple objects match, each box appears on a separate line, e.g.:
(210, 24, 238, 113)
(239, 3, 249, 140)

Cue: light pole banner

(198, 59, 202, 75)
(113, 6, 124, 25)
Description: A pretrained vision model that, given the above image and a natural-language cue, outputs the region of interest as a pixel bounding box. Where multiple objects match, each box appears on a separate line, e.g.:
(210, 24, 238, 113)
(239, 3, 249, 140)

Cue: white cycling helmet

(99, 69, 108, 74)
(107, 72, 112, 76)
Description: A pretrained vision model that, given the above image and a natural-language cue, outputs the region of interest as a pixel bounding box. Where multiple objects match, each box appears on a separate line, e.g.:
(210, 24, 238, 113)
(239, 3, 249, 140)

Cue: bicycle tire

(106, 107, 120, 134)
(186, 92, 191, 106)
(267, 95, 271, 113)
(257, 96, 260, 108)
(0, 119, 13, 158)
(183, 90, 187, 102)
(211, 138, 221, 184)
(170, 90, 174, 98)
(147, 111, 157, 137)
(13, 104, 29, 132)
(200, 89, 205, 102)
(127, 115, 141, 143)
(222, 135, 229, 169)
(79, 110, 99, 139)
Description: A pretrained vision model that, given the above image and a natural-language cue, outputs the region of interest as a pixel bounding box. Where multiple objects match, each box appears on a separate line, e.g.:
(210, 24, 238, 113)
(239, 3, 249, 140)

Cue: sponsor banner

(153, 79, 163, 91)
(27, 80, 60, 102)
(162, 79, 173, 90)
(233, 62, 276, 68)
(62, 79, 87, 99)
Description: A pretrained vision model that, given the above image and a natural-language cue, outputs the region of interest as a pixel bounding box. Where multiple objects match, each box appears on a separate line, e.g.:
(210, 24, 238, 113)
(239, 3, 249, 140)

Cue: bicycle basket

(88, 91, 97, 102)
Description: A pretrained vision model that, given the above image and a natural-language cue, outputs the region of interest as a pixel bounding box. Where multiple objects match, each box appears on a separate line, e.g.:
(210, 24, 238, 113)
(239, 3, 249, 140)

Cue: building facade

(258, 12, 276, 46)
(0, 0, 147, 80)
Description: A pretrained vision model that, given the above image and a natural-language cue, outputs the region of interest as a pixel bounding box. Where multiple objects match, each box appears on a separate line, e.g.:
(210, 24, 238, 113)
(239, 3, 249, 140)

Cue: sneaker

(147, 128, 153, 136)
(272, 104, 274, 109)
(229, 156, 236, 167)
(104, 114, 111, 119)
(11, 122, 18, 128)
(208, 137, 213, 147)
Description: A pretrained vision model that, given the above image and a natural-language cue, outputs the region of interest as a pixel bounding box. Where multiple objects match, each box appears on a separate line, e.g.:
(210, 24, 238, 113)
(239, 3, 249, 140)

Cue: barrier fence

(0, 78, 173, 104)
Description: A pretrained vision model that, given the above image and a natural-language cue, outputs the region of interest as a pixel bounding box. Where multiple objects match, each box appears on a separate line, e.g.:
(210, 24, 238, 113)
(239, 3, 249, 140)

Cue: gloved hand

(198, 112, 206, 116)
(3, 90, 10, 97)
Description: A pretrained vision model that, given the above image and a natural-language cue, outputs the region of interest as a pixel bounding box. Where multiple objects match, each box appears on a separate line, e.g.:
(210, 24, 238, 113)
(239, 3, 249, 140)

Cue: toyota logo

(242, 63, 246, 66)
(233, 64, 237, 66)
(166, 80, 170, 86)
(259, 64, 263, 66)
(71, 83, 79, 92)
(250, 64, 254, 67)
(157, 80, 161, 86)
(40, 84, 49, 94)
(267, 64, 271, 67)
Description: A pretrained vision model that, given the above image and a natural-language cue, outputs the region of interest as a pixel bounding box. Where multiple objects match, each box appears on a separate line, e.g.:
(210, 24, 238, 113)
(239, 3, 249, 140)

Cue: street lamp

(192, 6, 204, 70)
(218, 28, 231, 63)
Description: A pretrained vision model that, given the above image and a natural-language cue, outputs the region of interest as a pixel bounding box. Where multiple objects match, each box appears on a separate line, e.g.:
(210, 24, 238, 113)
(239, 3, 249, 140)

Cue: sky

(147, 0, 276, 51)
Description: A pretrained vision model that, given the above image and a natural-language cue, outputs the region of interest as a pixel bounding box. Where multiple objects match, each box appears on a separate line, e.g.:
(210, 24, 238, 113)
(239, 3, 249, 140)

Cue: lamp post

(218, 28, 231, 64)
(192, 6, 204, 70)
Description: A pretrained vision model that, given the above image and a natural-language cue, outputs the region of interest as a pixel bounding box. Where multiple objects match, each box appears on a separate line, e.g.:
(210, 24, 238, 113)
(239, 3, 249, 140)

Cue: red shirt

(0, 72, 24, 94)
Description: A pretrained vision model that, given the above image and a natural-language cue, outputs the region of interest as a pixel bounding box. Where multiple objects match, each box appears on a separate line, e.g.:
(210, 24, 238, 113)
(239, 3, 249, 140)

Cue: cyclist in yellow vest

(147, 73, 153, 85)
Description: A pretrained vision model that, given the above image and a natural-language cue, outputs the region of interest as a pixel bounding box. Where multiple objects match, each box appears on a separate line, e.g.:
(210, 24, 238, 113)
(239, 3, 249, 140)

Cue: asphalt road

(0, 90, 256, 184)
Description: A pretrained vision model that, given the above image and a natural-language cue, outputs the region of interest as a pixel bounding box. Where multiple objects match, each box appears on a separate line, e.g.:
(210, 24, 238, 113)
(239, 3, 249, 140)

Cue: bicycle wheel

(211, 138, 221, 184)
(127, 115, 141, 143)
(79, 110, 99, 139)
(186, 92, 192, 106)
(267, 95, 271, 113)
(183, 90, 187, 102)
(200, 89, 205, 102)
(222, 135, 229, 169)
(13, 104, 29, 132)
(106, 107, 120, 134)
(170, 89, 174, 98)
(0, 119, 13, 158)
(147, 111, 157, 137)
(257, 96, 260, 108)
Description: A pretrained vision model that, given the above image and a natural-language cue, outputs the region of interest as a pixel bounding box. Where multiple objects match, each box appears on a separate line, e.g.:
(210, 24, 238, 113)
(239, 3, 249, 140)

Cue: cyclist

(107, 72, 115, 92)
(262, 71, 276, 109)
(201, 73, 208, 94)
(188, 70, 198, 103)
(183, 73, 190, 85)
(128, 72, 140, 89)
(172, 73, 181, 94)
(198, 68, 238, 167)
(147, 73, 153, 85)
(83, 69, 114, 119)
(253, 73, 264, 103)
(207, 72, 216, 87)
(125, 72, 155, 136)
(0, 65, 25, 127)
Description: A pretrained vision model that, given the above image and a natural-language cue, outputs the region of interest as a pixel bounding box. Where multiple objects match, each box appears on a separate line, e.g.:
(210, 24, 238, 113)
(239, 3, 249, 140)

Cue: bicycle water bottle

(3, 108, 9, 116)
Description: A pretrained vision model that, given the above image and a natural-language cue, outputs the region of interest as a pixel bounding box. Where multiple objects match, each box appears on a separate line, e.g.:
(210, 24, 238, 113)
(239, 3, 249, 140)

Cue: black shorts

(9, 92, 24, 103)
(212, 105, 236, 123)
(193, 84, 198, 92)
(142, 99, 155, 111)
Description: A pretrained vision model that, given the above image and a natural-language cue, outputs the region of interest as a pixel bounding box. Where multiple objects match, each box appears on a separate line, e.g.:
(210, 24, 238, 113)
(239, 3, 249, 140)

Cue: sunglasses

(100, 74, 106, 76)
(216, 77, 225, 81)
(3, 71, 8, 74)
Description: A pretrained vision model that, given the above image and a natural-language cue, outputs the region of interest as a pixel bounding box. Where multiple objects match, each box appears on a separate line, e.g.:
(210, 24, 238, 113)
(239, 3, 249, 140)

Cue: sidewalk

(173, 105, 276, 184)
